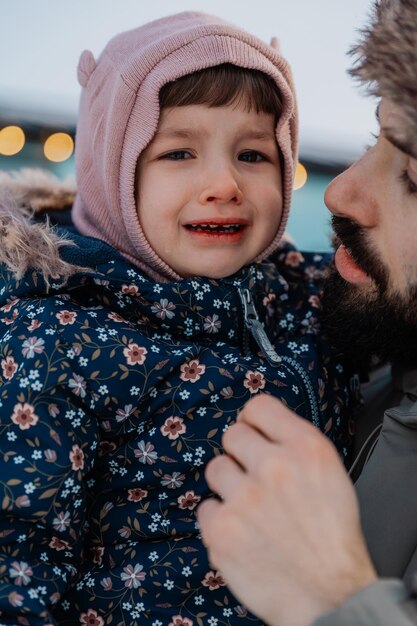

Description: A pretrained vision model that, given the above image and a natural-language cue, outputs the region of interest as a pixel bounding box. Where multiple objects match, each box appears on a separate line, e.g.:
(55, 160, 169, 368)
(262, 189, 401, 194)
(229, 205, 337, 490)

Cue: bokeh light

(44, 132, 74, 162)
(0, 126, 25, 156)
(293, 162, 308, 191)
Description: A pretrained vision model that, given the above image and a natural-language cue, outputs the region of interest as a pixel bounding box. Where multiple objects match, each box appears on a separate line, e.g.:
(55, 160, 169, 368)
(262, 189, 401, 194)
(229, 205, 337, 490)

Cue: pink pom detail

(77, 49, 97, 87)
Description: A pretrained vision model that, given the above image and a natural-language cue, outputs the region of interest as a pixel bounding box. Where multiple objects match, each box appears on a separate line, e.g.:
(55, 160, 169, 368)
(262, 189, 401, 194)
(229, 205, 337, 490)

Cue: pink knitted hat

(72, 12, 298, 282)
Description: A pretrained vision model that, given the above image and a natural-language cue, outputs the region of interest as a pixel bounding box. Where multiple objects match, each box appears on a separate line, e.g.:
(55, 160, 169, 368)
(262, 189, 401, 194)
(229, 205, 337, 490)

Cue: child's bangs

(159, 64, 282, 119)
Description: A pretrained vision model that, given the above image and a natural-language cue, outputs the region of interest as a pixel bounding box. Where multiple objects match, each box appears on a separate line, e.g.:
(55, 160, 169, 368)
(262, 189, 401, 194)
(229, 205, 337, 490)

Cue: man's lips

(183, 218, 249, 238)
(334, 245, 373, 286)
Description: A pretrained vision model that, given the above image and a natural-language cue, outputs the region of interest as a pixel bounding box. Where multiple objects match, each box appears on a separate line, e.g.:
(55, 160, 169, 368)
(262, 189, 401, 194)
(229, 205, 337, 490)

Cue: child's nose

(199, 168, 243, 206)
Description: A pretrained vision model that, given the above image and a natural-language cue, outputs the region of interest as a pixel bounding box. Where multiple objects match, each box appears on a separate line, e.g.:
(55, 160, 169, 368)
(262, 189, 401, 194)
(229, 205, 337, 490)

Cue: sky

(0, 0, 377, 162)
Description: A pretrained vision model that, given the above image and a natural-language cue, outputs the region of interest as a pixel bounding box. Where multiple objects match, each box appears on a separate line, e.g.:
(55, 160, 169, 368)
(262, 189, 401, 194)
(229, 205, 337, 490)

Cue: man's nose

(198, 165, 243, 206)
(324, 156, 378, 228)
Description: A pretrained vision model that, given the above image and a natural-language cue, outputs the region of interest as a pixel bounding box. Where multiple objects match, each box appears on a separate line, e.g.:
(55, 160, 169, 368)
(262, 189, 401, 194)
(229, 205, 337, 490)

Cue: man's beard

(321, 216, 417, 369)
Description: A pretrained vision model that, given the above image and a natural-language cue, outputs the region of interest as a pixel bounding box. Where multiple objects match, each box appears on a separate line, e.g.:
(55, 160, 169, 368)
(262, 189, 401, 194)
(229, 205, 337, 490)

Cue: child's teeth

(188, 224, 242, 232)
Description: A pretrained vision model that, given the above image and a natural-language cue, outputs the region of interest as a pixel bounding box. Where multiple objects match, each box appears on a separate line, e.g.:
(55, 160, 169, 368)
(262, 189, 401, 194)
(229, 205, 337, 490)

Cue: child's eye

(160, 150, 193, 160)
(238, 150, 266, 163)
(399, 170, 417, 195)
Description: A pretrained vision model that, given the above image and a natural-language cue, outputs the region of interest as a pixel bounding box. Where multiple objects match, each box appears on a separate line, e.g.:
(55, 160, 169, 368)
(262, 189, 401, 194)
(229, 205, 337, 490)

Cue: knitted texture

(72, 11, 298, 281)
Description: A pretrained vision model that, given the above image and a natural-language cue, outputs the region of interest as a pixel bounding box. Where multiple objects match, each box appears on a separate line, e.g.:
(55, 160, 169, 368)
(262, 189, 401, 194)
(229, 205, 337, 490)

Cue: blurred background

(0, 0, 377, 251)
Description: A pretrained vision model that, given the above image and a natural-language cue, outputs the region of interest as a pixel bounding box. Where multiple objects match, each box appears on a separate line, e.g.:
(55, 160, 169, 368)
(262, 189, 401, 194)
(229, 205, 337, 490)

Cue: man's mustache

(330, 215, 388, 291)
(331, 215, 365, 258)
(331, 215, 371, 272)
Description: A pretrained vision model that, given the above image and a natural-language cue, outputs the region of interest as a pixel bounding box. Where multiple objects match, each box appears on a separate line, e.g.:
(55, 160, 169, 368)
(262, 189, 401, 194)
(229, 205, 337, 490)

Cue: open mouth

(185, 223, 245, 233)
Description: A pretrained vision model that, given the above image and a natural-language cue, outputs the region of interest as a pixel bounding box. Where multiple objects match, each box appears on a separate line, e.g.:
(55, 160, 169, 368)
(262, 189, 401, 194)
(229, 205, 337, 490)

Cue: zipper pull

(238, 288, 282, 366)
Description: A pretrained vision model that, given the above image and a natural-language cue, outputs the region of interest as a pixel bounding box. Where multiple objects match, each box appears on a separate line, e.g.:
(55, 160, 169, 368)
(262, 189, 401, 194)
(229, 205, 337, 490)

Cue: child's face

(137, 103, 283, 279)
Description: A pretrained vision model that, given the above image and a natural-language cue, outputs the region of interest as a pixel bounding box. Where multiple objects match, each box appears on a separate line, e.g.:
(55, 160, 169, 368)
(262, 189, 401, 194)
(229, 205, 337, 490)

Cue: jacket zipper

(238, 288, 282, 366)
(237, 287, 320, 427)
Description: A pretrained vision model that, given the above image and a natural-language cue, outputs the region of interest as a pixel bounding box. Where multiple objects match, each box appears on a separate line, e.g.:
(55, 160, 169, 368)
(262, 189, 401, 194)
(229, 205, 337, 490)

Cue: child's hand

(198, 394, 377, 626)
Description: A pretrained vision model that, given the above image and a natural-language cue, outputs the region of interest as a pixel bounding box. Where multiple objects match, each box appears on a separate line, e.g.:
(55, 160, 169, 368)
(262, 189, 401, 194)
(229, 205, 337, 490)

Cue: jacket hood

(72, 11, 298, 282)
(350, 0, 417, 157)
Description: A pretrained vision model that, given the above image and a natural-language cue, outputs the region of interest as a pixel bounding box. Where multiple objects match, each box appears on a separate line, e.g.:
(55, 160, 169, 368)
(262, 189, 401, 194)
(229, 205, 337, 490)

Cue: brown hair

(159, 63, 282, 119)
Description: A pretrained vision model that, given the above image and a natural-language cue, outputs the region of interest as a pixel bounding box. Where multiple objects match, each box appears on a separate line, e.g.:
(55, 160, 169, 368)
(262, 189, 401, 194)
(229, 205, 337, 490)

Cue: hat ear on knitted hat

(77, 50, 97, 88)
(270, 37, 281, 52)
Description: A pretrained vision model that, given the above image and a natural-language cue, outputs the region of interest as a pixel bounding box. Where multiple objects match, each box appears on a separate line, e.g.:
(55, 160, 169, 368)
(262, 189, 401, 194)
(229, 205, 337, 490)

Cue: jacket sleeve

(0, 318, 99, 624)
(312, 580, 417, 626)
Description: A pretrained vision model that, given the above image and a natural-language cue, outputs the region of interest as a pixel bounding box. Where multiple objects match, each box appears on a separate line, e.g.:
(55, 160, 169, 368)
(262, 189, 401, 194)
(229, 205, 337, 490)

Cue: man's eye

(239, 151, 265, 163)
(160, 150, 192, 160)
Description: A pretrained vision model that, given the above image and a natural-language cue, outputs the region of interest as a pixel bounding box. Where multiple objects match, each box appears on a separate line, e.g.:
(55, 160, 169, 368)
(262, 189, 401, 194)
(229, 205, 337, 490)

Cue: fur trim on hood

(350, 0, 417, 156)
(0, 169, 80, 286)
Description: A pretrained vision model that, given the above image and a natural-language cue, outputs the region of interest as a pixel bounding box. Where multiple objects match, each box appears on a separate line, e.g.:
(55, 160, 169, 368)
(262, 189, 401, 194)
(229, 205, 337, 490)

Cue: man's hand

(197, 394, 377, 626)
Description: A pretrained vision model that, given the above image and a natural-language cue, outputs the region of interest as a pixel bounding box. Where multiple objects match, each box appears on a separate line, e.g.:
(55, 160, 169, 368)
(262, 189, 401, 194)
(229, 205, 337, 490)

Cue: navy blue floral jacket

(0, 224, 352, 626)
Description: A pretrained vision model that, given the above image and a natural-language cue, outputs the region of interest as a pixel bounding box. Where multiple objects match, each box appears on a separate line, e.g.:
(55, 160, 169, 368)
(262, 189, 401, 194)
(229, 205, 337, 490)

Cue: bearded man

(198, 1, 417, 625)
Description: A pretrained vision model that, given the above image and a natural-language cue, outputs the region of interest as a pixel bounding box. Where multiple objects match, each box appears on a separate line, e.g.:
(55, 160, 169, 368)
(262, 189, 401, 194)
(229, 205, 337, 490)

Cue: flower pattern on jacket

(0, 231, 353, 625)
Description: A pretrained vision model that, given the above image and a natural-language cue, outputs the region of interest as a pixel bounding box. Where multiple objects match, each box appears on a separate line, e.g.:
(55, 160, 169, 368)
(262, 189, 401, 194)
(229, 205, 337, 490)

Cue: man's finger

(238, 394, 318, 444)
(197, 497, 223, 553)
(205, 453, 245, 499)
(222, 421, 276, 474)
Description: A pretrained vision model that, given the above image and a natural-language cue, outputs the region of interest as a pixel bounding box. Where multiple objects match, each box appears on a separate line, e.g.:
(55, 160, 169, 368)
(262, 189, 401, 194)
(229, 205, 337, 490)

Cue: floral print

(151, 298, 176, 320)
(180, 359, 206, 383)
(9, 561, 33, 586)
(56, 310, 78, 325)
(161, 416, 187, 439)
(0, 230, 353, 625)
(123, 342, 148, 365)
(243, 370, 266, 394)
(1, 355, 17, 379)
(128, 487, 148, 502)
(21, 335, 45, 357)
(10, 402, 39, 430)
(80, 609, 104, 626)
(177, 490, 201, 510)
(69, 444, 85, 470)
(120, 563, 147, 589)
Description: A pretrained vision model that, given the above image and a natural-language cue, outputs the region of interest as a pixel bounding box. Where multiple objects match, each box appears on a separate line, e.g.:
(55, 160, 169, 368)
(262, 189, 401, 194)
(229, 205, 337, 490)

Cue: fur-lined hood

(0, 169, 80, 286)
(350, 0, 417, 157)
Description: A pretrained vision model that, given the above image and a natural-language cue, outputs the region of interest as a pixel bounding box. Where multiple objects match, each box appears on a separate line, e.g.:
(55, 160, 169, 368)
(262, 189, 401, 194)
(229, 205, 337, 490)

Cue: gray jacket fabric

(314, 580, 413, 626)
(312, 367, 417, 626)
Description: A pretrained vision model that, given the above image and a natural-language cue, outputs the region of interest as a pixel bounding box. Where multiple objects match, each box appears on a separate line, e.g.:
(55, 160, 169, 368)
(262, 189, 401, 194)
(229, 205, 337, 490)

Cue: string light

(293, 162, 308, 190)
(0, 126, 25, 156)
(44, 132, 74, 162)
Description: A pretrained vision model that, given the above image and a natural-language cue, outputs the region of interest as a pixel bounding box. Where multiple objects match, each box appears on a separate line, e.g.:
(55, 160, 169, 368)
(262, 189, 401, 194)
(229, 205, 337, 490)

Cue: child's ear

(269, 37, 280, 52)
